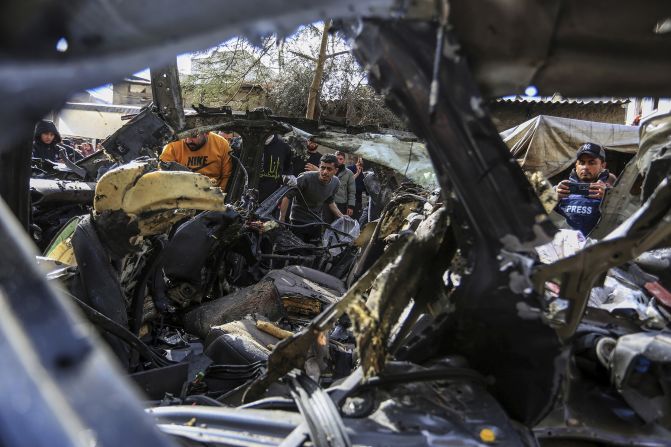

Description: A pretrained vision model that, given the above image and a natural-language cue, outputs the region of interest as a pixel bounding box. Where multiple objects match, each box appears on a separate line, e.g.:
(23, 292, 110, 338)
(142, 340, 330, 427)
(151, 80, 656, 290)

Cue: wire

(183, 395, 226, 407)
(228, 152, 250, 197)
(63, 290, 172, 368)
(358, 367, 486, 389)
(404, 142, 413, 178)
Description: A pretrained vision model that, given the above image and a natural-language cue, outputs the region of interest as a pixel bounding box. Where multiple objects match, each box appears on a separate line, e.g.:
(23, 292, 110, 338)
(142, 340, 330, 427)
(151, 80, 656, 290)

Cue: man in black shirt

(292, 137, 322, 176)
(258, 134, 293, 202)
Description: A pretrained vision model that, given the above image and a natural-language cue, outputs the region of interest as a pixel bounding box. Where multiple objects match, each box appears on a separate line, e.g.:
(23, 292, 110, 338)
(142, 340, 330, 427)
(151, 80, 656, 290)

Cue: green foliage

(179, 26, 405, 129)
(182, 38, 273, 110)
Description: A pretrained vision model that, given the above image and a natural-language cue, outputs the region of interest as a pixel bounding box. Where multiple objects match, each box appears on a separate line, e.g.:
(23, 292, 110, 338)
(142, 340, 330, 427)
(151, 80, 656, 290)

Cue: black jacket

(32, 120, 62, 162)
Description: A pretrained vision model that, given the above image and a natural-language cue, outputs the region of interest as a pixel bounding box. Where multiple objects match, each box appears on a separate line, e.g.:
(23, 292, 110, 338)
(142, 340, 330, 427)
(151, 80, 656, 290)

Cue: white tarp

(55, 103, 143, 139)
(501, 115, 639, 178)
(314, 132, 438, 189)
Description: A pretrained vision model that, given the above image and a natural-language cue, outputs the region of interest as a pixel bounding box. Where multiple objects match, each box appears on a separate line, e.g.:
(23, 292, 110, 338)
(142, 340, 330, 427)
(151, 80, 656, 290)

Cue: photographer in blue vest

(554, 143, 617, 236)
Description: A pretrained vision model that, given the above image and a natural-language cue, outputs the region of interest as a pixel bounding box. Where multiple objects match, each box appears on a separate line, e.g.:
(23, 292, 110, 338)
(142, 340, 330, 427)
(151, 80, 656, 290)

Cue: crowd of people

(35, 117, 616, 241)
(157, 130, 368, 243)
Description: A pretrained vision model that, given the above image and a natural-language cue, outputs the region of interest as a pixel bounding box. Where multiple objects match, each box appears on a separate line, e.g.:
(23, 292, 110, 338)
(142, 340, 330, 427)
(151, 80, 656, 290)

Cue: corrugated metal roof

(122, 74, 151, 85)
(495, 96, 630, 105)
(64, 102, 143, 114)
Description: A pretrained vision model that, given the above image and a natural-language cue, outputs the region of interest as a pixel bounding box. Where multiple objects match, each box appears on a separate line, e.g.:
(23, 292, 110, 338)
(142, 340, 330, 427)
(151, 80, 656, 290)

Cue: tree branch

(325, 50, 349, 59)
(288, 50, 317, 63)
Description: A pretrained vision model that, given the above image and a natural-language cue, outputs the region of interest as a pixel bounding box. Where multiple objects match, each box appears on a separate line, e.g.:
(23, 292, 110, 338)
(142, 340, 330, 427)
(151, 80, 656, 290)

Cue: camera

(568, 182, 591, 196)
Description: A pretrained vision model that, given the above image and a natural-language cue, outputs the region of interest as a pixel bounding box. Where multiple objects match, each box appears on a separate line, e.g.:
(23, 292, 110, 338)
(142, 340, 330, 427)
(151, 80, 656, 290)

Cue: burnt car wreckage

(1, 1, 671, 446)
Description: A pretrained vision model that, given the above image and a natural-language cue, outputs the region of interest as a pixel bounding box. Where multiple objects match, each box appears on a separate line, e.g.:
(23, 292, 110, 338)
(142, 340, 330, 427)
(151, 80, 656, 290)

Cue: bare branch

(287, 50, 317, 63)
(325, 50, 349, 59)
(222, 41, 274, 105)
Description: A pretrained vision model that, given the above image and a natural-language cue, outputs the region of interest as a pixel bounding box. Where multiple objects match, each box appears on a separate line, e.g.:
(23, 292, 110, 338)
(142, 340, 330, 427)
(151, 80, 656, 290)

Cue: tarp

(501, 115, 639, 178)
(56, 103, 143, 140)
(313, 132, 438, 189)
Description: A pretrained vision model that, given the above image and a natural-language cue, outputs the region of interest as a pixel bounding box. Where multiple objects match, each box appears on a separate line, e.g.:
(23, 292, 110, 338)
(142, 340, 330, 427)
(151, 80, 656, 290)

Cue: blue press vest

(556, 195, 602, 235)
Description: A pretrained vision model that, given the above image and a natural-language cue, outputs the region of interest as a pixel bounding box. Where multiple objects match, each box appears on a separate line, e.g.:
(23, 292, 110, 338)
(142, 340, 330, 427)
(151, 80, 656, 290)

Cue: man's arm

(280, 174, 303, 222)
(328, 202, 344, 219)
(159, 143, 177, 163)
(589, 181, 607, 199)
(279, 197, 290, 222)
(346, 173, 356, 215)
(282, 145, 293, 175)
(555, 180, 570, 199)
(219, 140, 233, 190)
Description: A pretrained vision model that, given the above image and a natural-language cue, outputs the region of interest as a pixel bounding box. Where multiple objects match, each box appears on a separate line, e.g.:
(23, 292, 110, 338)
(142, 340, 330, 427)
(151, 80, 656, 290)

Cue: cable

(228, 152, 249, 194)
(64, 291, 173, 368)
(595, 337, 617, 369)
(183, 395, 225, 407)
(358, 367, 486, 389)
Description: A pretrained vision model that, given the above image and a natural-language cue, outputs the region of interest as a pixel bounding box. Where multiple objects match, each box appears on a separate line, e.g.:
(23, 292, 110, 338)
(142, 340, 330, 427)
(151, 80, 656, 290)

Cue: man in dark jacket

(258, 134, 294, 202)
(329, 151, 355, 220)
(292, 137, 322, 176)
(347, 157, 365, 219)
(32, 120, 62, 162)
(555, 142, 616, 236)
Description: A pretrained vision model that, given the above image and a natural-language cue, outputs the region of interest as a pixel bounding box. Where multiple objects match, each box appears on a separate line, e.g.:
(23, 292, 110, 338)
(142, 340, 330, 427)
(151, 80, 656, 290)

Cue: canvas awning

(501, 115, 639, 178)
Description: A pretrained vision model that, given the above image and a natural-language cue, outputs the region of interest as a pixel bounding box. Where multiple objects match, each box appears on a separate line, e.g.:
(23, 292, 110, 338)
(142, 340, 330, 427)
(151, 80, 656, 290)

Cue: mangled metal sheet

(591, 112, 671, 238)
(313, 131, 438, 189)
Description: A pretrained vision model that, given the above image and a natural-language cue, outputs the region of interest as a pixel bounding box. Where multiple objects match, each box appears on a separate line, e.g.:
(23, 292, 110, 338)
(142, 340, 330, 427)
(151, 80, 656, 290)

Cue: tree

(305, 20, 331, 119)
(181, 37, 273, 110)
(179, 25, 405, 129)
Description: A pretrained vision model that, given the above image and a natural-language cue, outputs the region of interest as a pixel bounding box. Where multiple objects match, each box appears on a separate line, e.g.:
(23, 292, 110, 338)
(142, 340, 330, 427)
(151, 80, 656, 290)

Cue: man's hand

(589, 180, 607, 199)
(346, 207, 353, 217)
(282, 175, 297, 187)
(556, 180, 570, 199)
(305, 163, 318, 172)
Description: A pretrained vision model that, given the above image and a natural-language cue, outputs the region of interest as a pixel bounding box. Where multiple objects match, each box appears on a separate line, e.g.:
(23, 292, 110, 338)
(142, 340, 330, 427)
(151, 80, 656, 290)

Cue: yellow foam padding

(94, 162, 225, 214)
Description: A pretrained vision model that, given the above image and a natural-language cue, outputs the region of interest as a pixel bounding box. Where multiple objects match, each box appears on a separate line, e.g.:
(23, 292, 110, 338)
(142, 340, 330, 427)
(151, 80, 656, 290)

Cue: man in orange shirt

(160, 132, 233, 190)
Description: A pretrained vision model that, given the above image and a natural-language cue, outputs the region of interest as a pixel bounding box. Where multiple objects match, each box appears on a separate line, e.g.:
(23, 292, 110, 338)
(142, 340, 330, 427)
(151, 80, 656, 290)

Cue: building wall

(226, 87, 267, 111)
(489, 102, 628, 131)
(112, 81, 152, 105)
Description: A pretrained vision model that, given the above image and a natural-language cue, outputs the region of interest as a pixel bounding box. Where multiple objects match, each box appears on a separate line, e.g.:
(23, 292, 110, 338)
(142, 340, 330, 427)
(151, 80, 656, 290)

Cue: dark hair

(335, 151, 346, 157)
(320, 154, 337, 165)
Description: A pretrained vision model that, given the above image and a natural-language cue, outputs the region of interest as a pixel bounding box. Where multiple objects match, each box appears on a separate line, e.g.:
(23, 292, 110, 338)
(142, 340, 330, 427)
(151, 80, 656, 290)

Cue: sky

(86, 24, 340, 104)
(87, 53, 193, 103)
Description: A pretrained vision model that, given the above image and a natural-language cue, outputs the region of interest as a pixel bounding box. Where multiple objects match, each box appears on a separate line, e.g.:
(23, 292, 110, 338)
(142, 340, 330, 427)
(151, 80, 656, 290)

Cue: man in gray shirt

(279, 154, 343, 241)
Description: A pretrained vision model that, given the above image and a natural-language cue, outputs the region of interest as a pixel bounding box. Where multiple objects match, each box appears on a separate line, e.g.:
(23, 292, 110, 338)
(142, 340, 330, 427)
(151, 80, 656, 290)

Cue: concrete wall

(112, 81, 152, 106)
(489, 101, 628, 132)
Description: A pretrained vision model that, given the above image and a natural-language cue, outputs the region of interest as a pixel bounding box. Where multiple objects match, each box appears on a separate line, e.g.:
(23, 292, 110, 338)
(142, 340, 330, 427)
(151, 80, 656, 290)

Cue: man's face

(40, 132, 55, 145)
(307, 140, 318, 152)
(319, 162, 336, 183)
(336, 154, 345, 166)
(575, 155, 605, 182)
(185, 133, 207, 151)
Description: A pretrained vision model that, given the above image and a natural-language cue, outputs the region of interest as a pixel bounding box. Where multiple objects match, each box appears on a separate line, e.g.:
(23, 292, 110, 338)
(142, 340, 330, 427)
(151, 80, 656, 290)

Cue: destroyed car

(1, 1, 671, 447)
